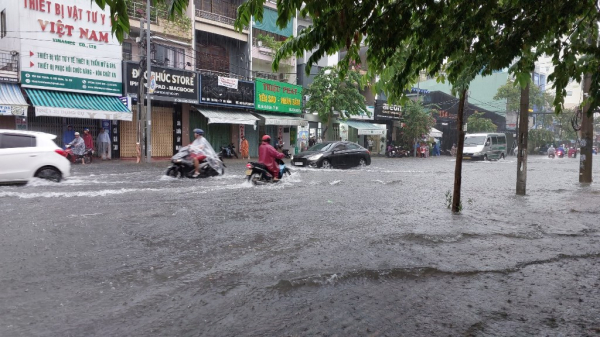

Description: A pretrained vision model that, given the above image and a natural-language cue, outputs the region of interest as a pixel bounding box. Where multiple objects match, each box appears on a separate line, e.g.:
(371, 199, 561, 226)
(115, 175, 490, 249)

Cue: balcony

(196, 51, 230, 74)
(126, 1, 192, 39)
(126, 1, 166, 25)
(195, 0, 238, 26)
(0, 52, 19, 82)
(251, 38, 295, 66)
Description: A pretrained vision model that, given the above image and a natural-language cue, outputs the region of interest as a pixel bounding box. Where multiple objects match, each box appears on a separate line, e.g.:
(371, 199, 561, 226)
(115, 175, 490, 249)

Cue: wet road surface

(1, 156, 600, 336)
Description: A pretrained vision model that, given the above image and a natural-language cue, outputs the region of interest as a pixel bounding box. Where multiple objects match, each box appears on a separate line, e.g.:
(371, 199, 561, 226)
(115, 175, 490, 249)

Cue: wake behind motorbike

(165, 146, 224, 178)
(64, 146, 93, 164)
(246, 158, 291, 185)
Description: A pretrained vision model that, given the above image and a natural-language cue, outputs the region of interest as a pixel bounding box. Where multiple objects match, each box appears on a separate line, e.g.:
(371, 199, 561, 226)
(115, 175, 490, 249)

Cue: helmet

(262, 135, 271, 142)
(194, 128, 204, 135)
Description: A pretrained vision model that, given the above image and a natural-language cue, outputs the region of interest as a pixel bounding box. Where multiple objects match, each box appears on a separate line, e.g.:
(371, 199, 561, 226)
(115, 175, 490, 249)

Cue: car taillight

(367, 150, 371, 155)
(246, 163, 252, 168)
(55, 149, 67, 157)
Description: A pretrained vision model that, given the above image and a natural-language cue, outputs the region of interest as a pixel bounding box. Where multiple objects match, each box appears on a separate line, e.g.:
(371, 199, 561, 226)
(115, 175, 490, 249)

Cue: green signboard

(21, 71, 122, 95)
(255, 78, 302, 114)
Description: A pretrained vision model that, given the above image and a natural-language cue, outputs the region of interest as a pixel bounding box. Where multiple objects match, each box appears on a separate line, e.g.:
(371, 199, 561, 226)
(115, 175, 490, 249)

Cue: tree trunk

(452, 89, 467, 213)
(579, 72, 593, 183)
(516, 81, 530, 195)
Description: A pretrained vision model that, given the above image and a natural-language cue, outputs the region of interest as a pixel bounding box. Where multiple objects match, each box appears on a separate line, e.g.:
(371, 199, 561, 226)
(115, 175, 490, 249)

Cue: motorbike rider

(259, 135, 285, 180)
(67, 132, 86, 165)
(190, 128, 218, 177)
(557, 144, 565, 154)
(547, 144, 556, 156)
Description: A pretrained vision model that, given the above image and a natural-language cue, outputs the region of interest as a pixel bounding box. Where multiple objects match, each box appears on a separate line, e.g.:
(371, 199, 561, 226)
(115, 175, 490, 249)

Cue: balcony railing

(0, 52, 18, 72)
(195, 0, 238, 25)
(126, 1, 168, 25)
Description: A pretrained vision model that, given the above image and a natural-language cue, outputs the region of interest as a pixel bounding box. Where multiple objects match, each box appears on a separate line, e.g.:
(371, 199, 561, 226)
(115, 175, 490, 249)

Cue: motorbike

(246, 158, 291, 185)
(548, 151, 555, 159)
(220, 144, 238, 159)
(568, 148, 577, 158)
(165, 145, 225, 178)
(64, 146, 93, 164)
(556, 149, 565, 158)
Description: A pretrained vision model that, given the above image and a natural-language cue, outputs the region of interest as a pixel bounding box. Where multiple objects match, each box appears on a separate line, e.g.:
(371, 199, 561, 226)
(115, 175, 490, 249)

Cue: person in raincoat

(62, 125, 75, 149)
(96, 128, 111, 160)
(190, 128, 222, 177)
(259, 135, 284, 180)
(67, 132, 86, 165)
(82, 128, 94, 154)
(240, 136, 250, 159)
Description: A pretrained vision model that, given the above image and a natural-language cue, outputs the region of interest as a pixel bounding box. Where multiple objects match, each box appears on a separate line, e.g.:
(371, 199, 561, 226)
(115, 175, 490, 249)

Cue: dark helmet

(194, 128, 204, 135)
(262, 135, 271, 142)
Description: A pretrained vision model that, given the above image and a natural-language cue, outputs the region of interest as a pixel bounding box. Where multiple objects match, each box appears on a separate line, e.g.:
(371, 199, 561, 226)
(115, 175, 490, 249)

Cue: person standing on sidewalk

(62, 125, 75, 149)
(97, 128, 111, 160)
(240, 136, 250, 159)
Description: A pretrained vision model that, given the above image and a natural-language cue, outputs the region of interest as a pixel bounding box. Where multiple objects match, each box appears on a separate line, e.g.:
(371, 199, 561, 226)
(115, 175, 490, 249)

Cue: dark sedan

(291, 141, 371, 169)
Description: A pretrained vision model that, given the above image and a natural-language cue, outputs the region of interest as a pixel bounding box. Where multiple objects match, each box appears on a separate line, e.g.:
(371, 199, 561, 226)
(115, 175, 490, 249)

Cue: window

(122, 42, 132, 61)
(152, 44, 185, 69)
(0, 134, 35, 148)
(347, 143, 361, 150)
(492, 137, 498, 145)
(333, 144, 347, 151)
(1, 10, 6, 38)
(498, 136, 506, 144)
(567, 91, 573, 96)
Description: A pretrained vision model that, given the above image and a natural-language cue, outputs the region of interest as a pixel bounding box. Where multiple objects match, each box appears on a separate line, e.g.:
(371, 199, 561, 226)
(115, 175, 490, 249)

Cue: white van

(462, 133, 507, 161)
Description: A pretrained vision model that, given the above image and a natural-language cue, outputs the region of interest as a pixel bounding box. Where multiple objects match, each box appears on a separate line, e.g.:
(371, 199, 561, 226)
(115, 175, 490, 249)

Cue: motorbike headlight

(307, 153, 323, 161)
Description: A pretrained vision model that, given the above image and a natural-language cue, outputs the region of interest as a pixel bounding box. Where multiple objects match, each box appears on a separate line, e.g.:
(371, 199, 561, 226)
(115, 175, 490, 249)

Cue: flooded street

(1, 156, 600, 336)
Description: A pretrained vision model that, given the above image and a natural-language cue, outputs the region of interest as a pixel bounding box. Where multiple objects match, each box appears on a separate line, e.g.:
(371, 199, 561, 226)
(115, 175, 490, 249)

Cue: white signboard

(218, 76, 239, 90)
(19, 0, 122, 95)
(0, 105, 26, 116)
(35, 106, 132, 121)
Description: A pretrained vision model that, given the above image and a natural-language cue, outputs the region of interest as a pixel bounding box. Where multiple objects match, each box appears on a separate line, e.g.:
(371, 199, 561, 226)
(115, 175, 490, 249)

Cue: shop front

(254, 78, 305, 154)
(193, 74, 258, 157)
(0, 83, 28, 130)
(342, 120, 386, 153)
(374, 99, 402, 149)
(123, 62, 198, 158)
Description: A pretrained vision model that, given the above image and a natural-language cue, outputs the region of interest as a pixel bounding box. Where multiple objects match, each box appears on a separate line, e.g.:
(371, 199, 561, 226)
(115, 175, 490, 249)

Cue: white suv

(0, 130, 71, 183)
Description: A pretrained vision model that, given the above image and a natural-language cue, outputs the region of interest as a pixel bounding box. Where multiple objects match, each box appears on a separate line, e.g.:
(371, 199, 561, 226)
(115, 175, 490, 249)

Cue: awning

(0, 83, 28, 116)
(429, 127, 443, 138)
(196, 108, 258, 125)
(254, 113, 307, 126)
(344, 120, 386, 136)
(25, 89, 132, 121)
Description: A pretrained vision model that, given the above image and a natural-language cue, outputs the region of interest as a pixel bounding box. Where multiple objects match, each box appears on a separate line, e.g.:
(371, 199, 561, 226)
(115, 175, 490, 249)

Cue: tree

(304, 66, 367, 140)
(235, 0, 598, 206)
(528, 130, 555, 153)
(94, 0, 189, 42)
(399, 100, 436, 147)
(493, 80, 554, 113)
(466, 112, 497, 133)
(554, 109, 578, 141)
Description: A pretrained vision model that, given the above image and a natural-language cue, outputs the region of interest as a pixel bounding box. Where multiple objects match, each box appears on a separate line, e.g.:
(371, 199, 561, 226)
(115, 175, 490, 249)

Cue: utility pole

(579, 71, 593, 183)
(145, 0, 153, 163)
(516, 78, 530, 195)
(137, 18, 146, 163)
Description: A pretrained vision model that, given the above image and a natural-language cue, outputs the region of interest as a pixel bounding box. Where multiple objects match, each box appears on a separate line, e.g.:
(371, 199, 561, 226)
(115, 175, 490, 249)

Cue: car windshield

(307, 143, 335, 152)
(464, 136, 486, 146)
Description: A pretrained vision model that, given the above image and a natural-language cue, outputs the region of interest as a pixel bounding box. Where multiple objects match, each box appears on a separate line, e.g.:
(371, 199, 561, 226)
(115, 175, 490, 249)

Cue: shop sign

(124, 62, 198, 104)
(0, 105, 26, 116)
(374, 99, 402, 120)
(35, 106, 132, 121)
(200, 73, 253, 108)
(19, 0, 122, 95)
(255, 78, 302, 114)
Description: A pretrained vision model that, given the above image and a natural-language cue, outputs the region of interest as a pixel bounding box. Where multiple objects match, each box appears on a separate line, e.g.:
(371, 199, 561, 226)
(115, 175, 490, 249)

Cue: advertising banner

(374, 99, 402, 120)
(124, 62, 198, 104)
(200, 73, 254, 108)
(19, 0, 122, 95)
(255, 78, 302, 114)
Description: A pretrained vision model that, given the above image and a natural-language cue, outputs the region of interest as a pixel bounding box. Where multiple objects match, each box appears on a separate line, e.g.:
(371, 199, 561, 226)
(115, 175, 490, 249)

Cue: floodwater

(1, 156, 600, 336)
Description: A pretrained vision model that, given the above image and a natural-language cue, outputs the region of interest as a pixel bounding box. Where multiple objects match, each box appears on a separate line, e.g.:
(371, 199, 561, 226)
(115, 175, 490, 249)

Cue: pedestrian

(420, 143, 427, 158)
(432, 142, 439, 157)
(414, 142, 419, 157)
(368, 137, 373, 151)
(451, 143, 457, 156)
(240, 136, 250, 159)
(276, 136, 284, 152)
(96, 128, 111, 160)
(82, 128, 95, 154)
(308, 136, 315, 148)
(62, 125, 75, 149)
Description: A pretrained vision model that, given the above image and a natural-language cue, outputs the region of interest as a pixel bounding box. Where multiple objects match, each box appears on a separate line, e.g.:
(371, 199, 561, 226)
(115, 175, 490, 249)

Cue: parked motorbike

(64, 146, 93, 164)
(246, 158, 291, 185)
(220, 143, 238, 159)
(165, 146, 225, 178)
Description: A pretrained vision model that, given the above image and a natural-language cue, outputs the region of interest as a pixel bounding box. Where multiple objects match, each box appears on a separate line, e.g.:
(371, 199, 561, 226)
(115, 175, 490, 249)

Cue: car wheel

(500, 153, 505, 160)
(35, 166, 62, 182)
(321, 159, 332, 169)
(483, 154, 488, 161)
(359, 158, 367, 167)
